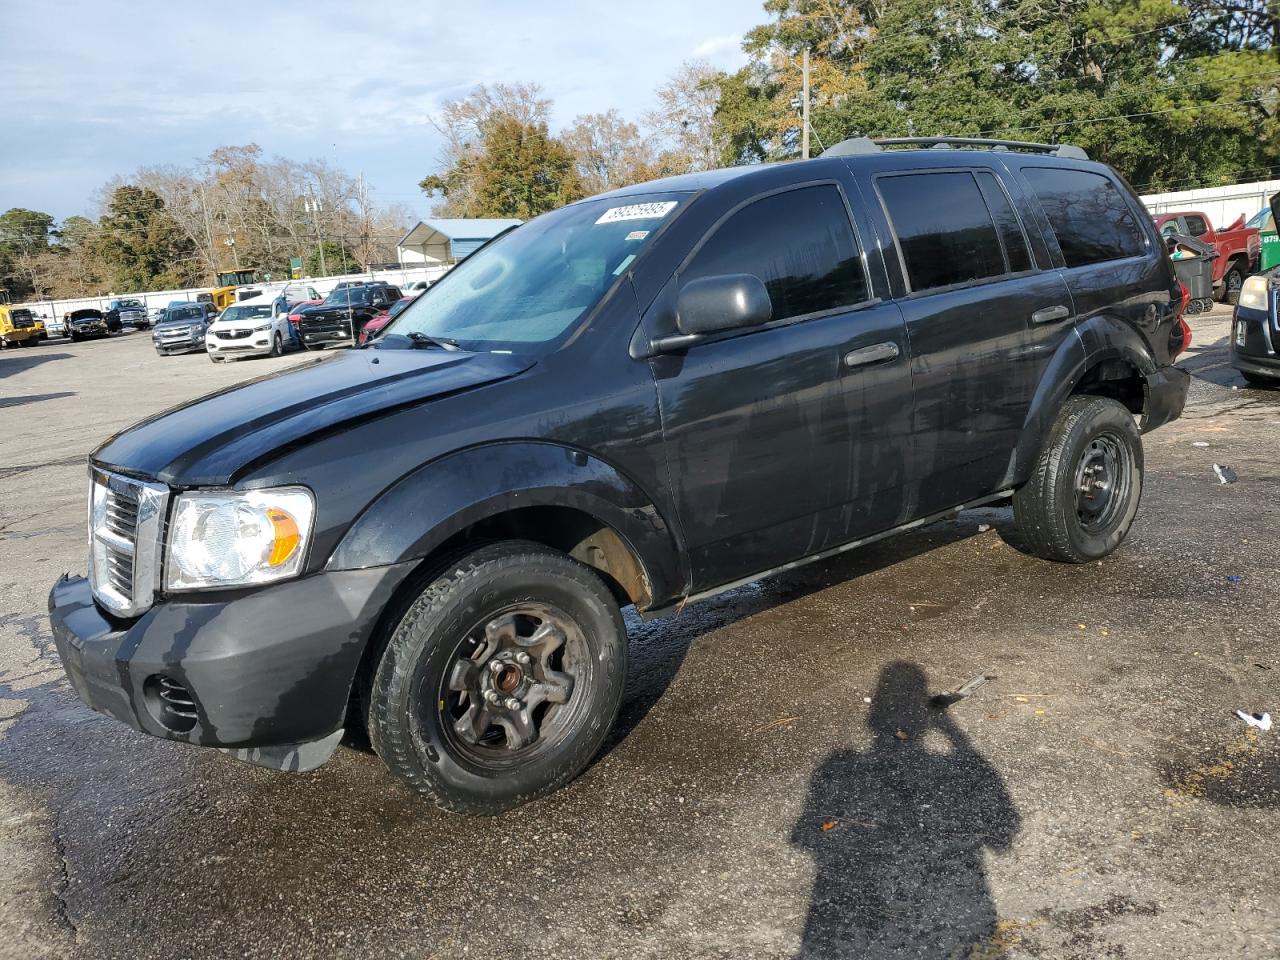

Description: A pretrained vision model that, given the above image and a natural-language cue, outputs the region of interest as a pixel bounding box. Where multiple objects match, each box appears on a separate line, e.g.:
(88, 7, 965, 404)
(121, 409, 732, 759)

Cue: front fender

(327, 441, 684, 608)
(1003, 315, 1159, 488)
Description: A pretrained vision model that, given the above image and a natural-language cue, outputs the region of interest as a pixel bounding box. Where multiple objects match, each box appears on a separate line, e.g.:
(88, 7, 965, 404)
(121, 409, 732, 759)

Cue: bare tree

(645, 60, 727, 172)
(562, 110, 657, 194)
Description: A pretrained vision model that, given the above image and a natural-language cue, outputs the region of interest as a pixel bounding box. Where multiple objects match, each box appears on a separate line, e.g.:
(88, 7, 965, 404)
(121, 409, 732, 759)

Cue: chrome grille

(88, 469, 169, 617)
(215, 329, 253, 340)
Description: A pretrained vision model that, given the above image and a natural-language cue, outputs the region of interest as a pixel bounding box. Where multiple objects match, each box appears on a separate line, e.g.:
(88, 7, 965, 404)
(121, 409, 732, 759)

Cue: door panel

(653, 301, 912, 590)
(899, 272, 1072, 514)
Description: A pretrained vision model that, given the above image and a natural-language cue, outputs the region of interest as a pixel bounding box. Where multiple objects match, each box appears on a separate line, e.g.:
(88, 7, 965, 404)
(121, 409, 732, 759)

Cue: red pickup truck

(1153, 211, 1260, 304)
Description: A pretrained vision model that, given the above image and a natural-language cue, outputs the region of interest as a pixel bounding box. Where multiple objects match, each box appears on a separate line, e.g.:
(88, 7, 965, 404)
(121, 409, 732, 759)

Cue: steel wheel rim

(436, 602, 591, 769)
(1073, 431, 1130, 534)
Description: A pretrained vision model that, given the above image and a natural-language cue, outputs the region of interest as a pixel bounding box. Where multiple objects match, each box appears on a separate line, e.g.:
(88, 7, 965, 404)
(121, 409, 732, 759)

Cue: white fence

(1140, 178, 1279, 227)
(15, 263, 453, 323)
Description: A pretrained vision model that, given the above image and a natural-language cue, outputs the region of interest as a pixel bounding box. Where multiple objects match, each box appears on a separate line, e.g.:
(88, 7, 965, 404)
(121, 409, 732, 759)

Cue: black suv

(298, 282, 402, 349)
(51, 137, 1189, 814)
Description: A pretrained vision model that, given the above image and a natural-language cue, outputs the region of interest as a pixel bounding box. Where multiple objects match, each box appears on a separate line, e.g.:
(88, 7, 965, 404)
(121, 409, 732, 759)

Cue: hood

(92, 348, 534, 486)
(154, 317, 201, 330)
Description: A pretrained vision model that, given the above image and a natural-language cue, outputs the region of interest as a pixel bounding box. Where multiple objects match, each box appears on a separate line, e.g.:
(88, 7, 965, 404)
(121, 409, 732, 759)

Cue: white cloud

(0, 0, 763, 217)
(692, 33, 744, 60)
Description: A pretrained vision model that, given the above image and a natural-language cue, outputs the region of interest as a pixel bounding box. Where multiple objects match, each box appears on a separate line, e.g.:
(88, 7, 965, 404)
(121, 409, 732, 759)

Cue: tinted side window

(878, 171, 1006, 292)
(1024, 167, 1145, 267)
(683, 184, 868, 322)
(975, 171, 1032, 273)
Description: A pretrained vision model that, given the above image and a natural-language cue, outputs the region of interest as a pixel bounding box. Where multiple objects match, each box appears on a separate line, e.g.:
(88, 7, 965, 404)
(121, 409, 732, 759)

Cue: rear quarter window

(1024, 167, 1146, 267)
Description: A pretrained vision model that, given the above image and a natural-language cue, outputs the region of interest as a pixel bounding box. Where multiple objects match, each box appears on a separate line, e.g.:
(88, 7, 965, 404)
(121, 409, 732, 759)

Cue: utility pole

(801, 46, 811, 160)
(306, 188, 326, 276)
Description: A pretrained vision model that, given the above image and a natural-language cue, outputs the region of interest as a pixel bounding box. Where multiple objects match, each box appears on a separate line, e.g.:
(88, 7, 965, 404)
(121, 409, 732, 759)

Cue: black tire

(270, 332, 283, 357)
(1013, 396, 1143, 563)
(367, 540, 627, 815)
(1221, 264, 1245, 305)
(70, 333, 82, 343)
(20, 338, 36, 348)
(1241, 370, 1278, 389)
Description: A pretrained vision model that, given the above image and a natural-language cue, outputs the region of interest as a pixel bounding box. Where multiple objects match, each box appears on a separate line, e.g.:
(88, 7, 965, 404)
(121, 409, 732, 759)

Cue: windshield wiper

(405, 331, 460, 351)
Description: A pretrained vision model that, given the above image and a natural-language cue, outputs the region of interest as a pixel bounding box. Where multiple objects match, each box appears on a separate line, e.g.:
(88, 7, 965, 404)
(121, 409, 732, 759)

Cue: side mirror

(675, 273, 772, 338)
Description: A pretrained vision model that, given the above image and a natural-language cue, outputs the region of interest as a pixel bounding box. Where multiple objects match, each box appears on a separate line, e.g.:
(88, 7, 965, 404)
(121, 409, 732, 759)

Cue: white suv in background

(205, 285, 318, 362)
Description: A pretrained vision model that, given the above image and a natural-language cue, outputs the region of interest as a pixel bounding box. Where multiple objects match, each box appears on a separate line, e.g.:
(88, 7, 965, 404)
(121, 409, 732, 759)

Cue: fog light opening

(143, 674, 199, 733)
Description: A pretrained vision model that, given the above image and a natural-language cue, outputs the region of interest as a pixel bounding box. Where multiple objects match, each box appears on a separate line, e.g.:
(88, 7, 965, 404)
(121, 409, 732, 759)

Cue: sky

(0, 0, 761, 222)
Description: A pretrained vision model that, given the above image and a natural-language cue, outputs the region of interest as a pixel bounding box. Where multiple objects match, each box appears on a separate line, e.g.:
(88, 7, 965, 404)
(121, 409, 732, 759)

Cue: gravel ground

(0, 310, 1276, 959)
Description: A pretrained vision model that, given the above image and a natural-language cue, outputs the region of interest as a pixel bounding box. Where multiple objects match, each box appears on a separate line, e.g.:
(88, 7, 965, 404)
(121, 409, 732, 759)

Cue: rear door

(1013, 163, 1162, 364)
(861, 164, 1074, 514)
(649, 180, 914, 591)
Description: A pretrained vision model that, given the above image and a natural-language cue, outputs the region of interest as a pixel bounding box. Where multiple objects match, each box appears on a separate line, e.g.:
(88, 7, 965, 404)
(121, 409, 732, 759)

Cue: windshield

(117, 299, 143, 308)
(1246, 208, 1274, 231)
(323, 287, 371, 307)
(219, 304, 272, 322)
(385, 193, 687, 352)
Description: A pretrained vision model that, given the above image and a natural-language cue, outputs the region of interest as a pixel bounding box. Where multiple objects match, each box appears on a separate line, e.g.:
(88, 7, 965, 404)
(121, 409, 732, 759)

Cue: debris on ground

(1214, 464, 1238, 484)
(1192, 441, 1210, 448)
(1227, 575, 1243, 584)
(1235, 711, 1272, 731)
(977, 523, 991, 532)
(821, 820, 837, 832)
(930, 671, 995, 707)
(894, 728, 911, 740)
(752, 716, 798, 734)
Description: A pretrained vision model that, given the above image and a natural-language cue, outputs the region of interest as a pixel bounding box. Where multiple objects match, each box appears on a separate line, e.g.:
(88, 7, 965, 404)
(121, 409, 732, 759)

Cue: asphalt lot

(1, 313, 1277, 959)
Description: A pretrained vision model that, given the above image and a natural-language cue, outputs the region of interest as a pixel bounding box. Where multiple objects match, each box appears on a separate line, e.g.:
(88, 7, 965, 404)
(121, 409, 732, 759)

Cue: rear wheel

(1014, 396, 1143, 563)
(367, 541, 627, 815)
(1221, 264, 1245, 305)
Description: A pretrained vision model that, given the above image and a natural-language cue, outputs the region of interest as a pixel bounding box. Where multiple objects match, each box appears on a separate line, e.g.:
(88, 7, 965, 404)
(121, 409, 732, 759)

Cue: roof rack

(822, 136, 1089, 161)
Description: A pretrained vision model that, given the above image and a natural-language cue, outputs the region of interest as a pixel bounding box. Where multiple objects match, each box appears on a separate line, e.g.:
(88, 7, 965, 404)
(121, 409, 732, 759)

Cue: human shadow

(791, 662, 1021, 958)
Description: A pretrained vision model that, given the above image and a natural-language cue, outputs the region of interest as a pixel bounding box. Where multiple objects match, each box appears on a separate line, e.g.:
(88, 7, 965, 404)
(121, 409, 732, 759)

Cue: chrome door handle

(1031, 305, 1071, 325)
(843, 341, 900, 368)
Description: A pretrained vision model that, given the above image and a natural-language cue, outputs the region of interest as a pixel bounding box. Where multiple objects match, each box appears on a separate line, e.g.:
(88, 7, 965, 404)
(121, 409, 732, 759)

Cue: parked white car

(204, 288, 307, 362)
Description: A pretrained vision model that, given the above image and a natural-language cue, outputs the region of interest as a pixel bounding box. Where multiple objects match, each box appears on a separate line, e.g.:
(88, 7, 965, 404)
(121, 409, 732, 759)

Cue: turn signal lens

(266, 508, 301, 567)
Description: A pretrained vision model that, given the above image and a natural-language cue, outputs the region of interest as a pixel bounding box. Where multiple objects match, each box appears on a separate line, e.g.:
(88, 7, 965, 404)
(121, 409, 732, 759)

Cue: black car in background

(51, 137, 1190, 815)
(297, 282, 402, 349)
(106, 298, 149, 330)
(66, 308, 110, 342)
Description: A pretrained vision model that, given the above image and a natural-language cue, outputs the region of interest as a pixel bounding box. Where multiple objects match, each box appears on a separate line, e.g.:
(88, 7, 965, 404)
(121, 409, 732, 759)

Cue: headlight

(253, 322, 273, 332)
(1238, 275, 1269, 311)
(165, 487, 314, 591)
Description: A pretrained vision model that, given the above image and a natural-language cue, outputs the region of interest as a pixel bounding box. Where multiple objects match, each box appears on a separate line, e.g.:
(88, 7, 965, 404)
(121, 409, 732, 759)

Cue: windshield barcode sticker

(596, 202, 677, 224)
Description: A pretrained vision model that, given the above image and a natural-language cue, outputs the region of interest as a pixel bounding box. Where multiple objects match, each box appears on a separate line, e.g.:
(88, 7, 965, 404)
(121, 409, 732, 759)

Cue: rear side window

(683, 184, 868, 322)
(878, 171, 1007, 292)
(1024, 167, 1145, 267)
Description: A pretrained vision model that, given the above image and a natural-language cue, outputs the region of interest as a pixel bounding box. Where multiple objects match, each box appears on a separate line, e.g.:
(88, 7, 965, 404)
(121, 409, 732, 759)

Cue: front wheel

(1241, 370, 1277, 389)
(367, 541, 628, 815)
(269, 332, 283, 357)
(1013, 396, 1143, 563)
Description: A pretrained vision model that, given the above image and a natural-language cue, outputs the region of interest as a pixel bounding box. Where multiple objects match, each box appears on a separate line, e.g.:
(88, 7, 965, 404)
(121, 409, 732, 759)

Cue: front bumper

(207, 333, 273, 357)
(49, 562, 415, 770)
(154, 339, 204, 355)
(1230, 303, 1279, 376)
(301, 326, 355, 347)
(1141, 366, 1190, 433)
